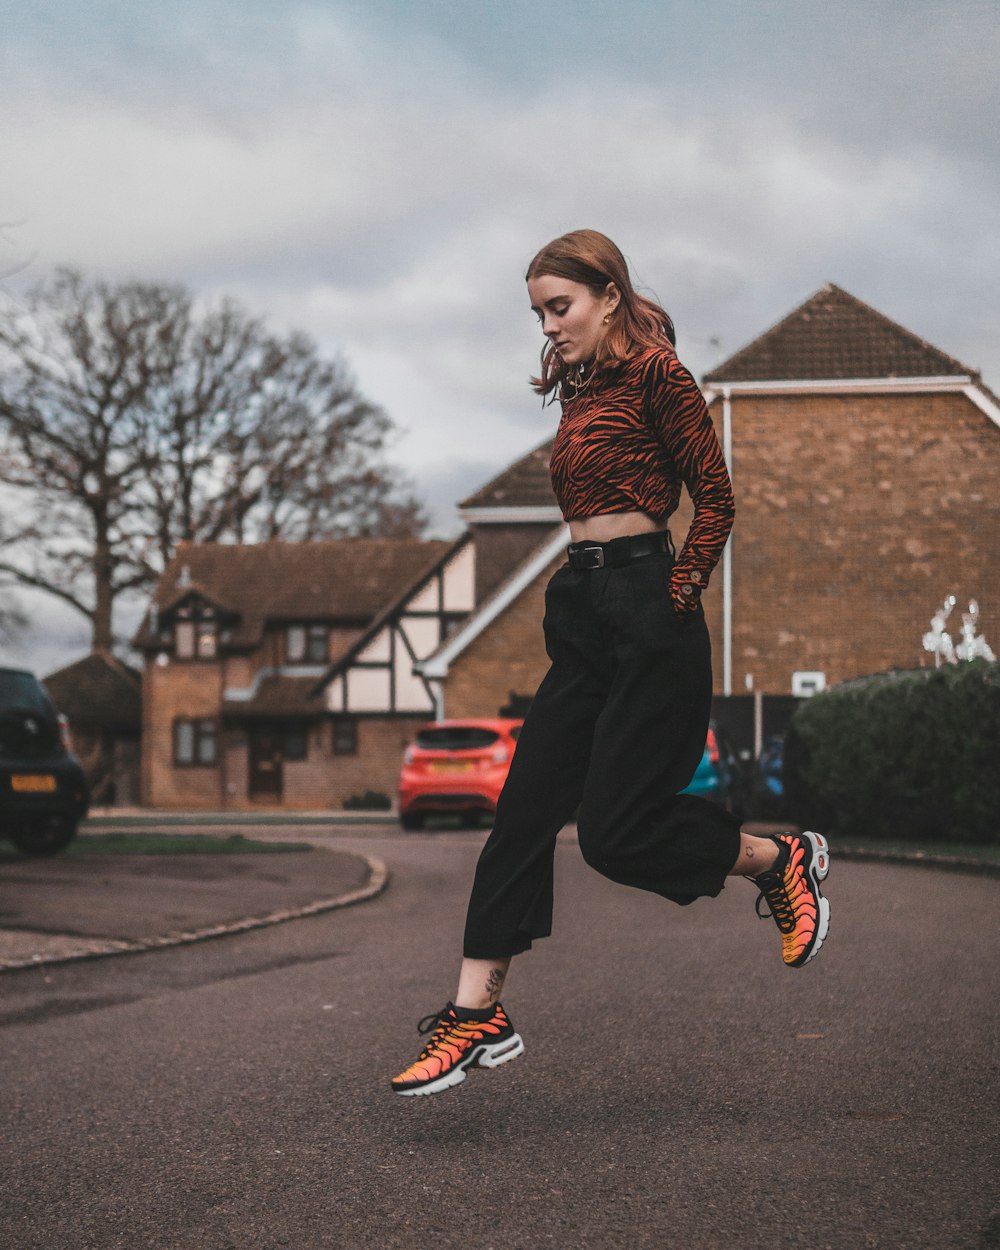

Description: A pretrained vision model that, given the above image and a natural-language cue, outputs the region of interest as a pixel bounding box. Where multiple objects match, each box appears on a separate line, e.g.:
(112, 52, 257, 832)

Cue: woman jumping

(391, 229, 830, 1096)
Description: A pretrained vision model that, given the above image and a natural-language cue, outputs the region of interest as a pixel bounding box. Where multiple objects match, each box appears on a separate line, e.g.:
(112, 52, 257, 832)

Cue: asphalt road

(2, 828, 999, 1250)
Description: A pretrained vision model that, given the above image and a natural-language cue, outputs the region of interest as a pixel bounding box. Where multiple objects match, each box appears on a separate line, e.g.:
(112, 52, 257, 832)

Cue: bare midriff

(568, 510, 664, 543)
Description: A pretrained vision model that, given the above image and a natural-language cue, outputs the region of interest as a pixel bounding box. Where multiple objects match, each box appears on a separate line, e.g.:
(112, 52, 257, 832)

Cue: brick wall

(142, 657, 225, 807)
(443, 388, 999, 709)
(326, 717, 424, 810)
(719, 390, 1000, 692)
(444, 554, 564, 718)
(201, 717, 422, 811)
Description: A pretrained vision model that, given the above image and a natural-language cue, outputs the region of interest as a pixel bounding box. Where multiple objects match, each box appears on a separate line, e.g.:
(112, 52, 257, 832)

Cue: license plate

(429, 761, 474, 774)
(11, 774, 57, 793)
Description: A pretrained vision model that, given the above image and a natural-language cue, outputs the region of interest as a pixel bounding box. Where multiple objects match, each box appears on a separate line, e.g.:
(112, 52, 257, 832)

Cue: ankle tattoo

(485, 967, 505, 1003)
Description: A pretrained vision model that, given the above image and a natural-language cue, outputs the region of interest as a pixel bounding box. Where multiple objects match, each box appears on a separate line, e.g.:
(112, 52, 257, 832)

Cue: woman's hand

(668, 572, 703, 616)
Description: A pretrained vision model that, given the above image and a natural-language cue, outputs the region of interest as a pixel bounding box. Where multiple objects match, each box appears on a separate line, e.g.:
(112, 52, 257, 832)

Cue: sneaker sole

(792, 831, 831, 967)
(392, 1034, 525, 1097)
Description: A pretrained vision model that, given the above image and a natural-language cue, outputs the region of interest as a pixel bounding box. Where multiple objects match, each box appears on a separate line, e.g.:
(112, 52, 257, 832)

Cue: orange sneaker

(750, 831, 831, 967)
(390, 1002, 524, 1097)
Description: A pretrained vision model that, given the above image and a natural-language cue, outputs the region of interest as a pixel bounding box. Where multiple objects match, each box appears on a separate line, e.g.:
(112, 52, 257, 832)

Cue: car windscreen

(0, 671, 54, 718)
(415, 727, 500, 751)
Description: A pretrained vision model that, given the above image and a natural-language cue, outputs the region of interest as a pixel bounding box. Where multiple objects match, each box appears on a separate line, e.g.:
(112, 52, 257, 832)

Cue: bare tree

(0, 563, 27, 644)
(0, 269, 426, 650)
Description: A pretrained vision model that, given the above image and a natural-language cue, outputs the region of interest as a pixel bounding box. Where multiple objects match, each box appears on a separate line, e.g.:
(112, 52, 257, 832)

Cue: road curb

(835, 846, 1000, 877)
(0, 851, 389, 974)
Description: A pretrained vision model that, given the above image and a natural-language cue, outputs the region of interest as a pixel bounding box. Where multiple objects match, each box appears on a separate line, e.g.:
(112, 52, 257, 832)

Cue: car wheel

(400, 811, 425, 832)
(10, 815, 78, 857)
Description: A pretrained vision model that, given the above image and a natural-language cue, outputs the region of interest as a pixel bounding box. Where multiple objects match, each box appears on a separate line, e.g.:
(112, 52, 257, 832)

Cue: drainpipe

(722, 386, 733, 697)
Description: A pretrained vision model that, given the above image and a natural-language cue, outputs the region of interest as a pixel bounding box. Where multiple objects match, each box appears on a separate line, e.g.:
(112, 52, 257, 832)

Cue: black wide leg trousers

(463, 550, 742, 959)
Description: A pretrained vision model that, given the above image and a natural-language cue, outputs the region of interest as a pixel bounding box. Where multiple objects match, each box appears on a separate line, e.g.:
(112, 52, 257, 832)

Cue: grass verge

(837, 837, 1000, 863)
(70, 833, 314, 856)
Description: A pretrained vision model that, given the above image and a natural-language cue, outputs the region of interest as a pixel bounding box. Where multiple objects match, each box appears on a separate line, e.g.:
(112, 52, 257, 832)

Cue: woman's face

(527, 273, 618, 367)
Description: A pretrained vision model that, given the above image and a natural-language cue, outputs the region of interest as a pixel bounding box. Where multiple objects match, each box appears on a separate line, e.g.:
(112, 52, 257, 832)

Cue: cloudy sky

(1, 0, 998, 671)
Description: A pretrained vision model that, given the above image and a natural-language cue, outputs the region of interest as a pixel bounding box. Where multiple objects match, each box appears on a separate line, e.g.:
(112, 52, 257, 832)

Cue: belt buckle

(579, 545, 605, 570)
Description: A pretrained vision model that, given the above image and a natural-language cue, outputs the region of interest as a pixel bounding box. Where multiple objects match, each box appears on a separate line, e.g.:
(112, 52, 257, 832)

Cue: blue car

(682, 723, 747, 818)
(750, 734, 791, 820)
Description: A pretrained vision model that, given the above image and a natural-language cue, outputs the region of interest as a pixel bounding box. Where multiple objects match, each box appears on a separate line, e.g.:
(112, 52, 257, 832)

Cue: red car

(398, 718, 523, 830)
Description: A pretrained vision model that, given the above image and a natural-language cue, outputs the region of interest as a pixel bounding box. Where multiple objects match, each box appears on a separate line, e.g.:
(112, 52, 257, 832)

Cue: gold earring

(603, 311, 613, 325)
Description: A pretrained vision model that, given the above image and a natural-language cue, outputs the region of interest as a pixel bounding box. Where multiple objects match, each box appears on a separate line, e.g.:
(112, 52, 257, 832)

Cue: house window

(284, 725, 309, 761)
(173, 718, 218, 766)
(306, 625, 328, 662)
(287, 624, 329, 664)
(332, 717, 358, 756)
(197, 623, 217, 658)
(287, 625, 306, 662)
(175, 619, 217, 659)
(175, 621, 195, 659)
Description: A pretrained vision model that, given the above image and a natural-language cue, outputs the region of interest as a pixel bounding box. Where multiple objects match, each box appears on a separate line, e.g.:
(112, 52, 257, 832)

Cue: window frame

(173, 717, 219, 767)
(332, 717, 358, 757)
(305, 624, 329, 663)
(286, 625, 306, 663)
(196, 622, 217, 659)
(287, 623, 329, 665)
(171, 598, 220, 661)
(283, 724, 309, 762)
(174, 620, 195, 659)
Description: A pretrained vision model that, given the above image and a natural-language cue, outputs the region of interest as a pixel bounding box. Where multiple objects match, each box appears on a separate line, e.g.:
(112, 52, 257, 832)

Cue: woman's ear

(604, 282, 621, 314)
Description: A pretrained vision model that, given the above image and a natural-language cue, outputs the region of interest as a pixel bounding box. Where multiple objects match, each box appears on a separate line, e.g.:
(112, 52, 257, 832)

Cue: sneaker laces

(753, 870, 795, 934)
(416, 1007, 452, 1036)
(412, 1006, 459, 1061)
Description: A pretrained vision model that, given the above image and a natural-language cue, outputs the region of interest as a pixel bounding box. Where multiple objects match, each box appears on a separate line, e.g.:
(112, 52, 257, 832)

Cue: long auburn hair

(526, 229, 676, 397)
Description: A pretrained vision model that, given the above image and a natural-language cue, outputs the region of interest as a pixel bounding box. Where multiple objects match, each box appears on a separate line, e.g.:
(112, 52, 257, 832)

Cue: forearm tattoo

(485, 967, 505, 1002)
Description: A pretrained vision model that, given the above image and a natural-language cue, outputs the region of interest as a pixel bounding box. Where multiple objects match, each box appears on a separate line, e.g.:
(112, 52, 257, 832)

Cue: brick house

(703, 284, 999, 696)
(135, 537, 474, 809)
(413, 284, 999, 724)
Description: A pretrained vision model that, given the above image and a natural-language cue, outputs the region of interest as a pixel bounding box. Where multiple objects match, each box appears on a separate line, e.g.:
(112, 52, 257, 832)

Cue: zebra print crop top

(550, 345, 735, 609)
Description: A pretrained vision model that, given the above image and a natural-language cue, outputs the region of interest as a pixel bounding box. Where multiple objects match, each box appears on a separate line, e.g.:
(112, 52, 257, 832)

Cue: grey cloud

(3, 0, 998, 678)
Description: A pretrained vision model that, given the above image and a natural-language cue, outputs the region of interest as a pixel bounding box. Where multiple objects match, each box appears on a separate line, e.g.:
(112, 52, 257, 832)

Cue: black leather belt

(566, 530, 673, 571)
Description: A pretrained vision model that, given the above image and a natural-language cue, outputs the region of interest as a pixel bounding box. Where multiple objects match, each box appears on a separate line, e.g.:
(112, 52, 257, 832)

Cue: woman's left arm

(646, 352, 735, 615)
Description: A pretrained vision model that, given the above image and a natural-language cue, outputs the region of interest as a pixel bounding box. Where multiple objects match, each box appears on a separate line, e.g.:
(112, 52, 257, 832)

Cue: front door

(249, 726, 283, 799)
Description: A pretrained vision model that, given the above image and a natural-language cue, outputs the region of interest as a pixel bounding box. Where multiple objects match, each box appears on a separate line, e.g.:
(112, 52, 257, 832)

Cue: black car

(0, 667, 89, 855)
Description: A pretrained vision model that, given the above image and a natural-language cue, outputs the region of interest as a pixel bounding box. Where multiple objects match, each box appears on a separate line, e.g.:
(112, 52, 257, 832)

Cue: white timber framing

(320, 537, 475, 716)
(415, 525, 569, 719)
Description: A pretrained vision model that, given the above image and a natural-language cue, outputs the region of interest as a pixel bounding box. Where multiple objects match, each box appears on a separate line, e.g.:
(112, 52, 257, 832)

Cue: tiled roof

(43, 651, 142, 734)
(460, 438, 558, 510)
(704, 284, 974, 384)
(221, 675, 325, 719)
(134, 538, 453, 650)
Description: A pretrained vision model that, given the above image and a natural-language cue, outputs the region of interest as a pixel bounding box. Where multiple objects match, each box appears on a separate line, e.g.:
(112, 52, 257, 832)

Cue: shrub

(342, 789, 392, 811)
(784, 661, 1000, 844)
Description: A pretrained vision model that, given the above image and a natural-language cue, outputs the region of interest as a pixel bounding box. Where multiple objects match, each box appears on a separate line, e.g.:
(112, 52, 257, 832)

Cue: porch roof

(221, 675, 326, 720)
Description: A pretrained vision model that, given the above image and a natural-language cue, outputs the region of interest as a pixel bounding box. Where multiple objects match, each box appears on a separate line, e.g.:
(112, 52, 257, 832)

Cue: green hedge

(784, 661, 1000, 844)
